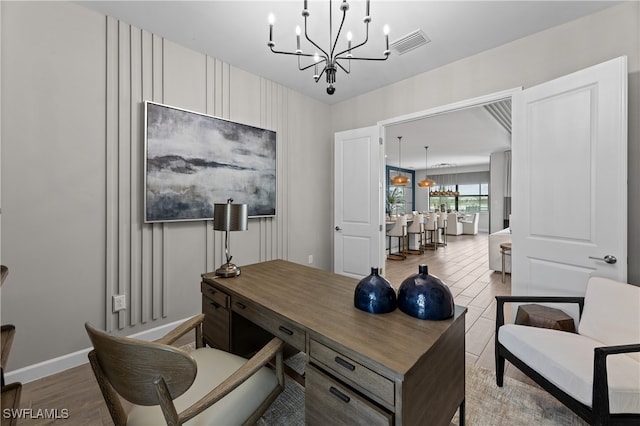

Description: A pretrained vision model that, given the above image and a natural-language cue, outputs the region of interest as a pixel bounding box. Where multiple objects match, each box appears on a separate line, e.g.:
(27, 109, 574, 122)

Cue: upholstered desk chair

(86, 314, 284, 426)
(406, 213, 424, 254)
(386, 215, 408, 260)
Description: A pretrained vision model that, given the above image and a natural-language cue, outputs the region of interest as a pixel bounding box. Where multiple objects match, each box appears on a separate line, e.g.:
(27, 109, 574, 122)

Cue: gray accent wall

(1, 1, 331, 371)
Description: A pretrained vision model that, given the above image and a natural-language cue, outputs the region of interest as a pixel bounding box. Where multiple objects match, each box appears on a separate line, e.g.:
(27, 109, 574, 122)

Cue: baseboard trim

(4, 317, 190, 384)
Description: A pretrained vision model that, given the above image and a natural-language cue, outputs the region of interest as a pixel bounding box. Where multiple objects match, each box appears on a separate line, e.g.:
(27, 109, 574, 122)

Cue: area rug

(258, 354, 588, 426)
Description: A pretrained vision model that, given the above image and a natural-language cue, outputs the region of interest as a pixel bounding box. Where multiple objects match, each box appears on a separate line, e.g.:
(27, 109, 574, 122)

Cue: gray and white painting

(144, 102, 276, 222)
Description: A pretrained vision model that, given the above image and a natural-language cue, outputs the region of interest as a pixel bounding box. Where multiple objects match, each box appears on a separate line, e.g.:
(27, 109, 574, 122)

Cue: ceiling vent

(390, 29, 430, 55)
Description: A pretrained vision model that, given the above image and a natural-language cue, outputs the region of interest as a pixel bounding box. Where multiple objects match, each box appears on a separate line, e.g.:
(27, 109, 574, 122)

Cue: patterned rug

(258, 354, 588, 426)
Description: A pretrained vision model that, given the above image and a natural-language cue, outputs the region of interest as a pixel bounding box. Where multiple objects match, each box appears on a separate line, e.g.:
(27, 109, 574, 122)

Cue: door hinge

(379, 137, 383, 145)
(379, 224, 383, 232)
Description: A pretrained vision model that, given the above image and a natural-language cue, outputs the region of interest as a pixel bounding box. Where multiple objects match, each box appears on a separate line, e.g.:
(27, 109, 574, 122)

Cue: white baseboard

(4, 317, 190, 384)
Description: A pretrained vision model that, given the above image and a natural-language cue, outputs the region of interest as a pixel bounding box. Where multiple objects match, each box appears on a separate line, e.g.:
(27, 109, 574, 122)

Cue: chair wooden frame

(495, 296, 640, 426)
(86, 314, 284, 426)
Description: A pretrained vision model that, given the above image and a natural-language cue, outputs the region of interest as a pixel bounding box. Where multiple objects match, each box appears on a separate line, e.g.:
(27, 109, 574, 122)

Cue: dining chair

(387, 214, 408, 260)
(85, 314, 284, 425)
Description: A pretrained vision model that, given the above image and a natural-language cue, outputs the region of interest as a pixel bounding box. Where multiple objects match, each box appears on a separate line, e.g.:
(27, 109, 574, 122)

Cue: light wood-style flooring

(13, 233, 533, 425)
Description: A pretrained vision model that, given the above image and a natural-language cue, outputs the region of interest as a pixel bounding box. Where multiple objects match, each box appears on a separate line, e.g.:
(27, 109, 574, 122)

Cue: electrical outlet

(113, 294, 126, 312)
(308, 255, 313, 264)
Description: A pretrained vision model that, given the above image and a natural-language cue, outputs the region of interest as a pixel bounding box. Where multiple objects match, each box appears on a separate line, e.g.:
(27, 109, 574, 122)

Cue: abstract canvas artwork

(144, 101, 276, 222)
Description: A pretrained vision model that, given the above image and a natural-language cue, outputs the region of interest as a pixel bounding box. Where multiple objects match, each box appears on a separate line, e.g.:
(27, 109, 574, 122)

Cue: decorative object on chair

(354, 267, 396, 314)
(267, 0, 390, 95)
(391, 136, 409, 186)
(397, 264, 454, 320)
(417, 146, 436, 188)
(213, 199, 248, 277)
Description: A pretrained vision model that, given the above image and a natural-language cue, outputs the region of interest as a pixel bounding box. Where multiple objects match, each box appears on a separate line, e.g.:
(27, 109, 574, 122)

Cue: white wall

(332, 1, 640, 282)
(1, 1, 331, 373)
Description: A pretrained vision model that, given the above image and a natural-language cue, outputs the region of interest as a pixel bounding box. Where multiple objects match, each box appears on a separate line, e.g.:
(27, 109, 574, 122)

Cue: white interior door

(334, 126, 383, 278)
(512, 56, 627, 303)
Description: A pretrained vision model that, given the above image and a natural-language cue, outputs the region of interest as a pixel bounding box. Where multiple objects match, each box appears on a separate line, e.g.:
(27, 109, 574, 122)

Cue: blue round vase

(398, 264, 454, 320)
(354, 267, 397, 314)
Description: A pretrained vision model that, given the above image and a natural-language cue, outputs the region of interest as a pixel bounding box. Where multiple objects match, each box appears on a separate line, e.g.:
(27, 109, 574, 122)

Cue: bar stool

(437, 212, 447, 247)
(423, 214, 438, 250)
(387, 215, 408, 260)
(500, 242, 512, 283)
(406, 214, 424, 255)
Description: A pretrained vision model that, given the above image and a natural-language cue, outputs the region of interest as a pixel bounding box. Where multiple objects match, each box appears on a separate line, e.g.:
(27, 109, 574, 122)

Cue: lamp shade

(213, 201, 248, 231)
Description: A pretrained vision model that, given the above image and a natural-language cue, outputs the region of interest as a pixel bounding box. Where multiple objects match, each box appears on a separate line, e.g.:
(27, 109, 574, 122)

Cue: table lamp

(213, 198, 248, 277)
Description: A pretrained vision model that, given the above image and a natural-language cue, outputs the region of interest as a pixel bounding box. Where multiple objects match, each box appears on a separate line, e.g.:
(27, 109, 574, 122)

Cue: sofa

(495, 277, 640, 425)
(489, 227, 511, 273)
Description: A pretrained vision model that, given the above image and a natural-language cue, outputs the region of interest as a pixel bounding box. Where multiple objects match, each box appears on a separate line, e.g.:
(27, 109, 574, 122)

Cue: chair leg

(496, 352, 506, 387)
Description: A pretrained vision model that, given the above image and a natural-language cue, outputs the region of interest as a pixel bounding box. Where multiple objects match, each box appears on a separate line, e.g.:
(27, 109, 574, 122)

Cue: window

(429, 184, 488, 213)
(457, 184, 488, 213)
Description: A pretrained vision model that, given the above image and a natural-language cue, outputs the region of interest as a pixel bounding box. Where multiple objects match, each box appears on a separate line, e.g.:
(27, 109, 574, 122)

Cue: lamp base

(215, 262, 241, 278)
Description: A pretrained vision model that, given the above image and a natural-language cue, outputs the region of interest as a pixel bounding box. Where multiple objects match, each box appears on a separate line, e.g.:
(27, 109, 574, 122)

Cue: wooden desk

(201, 260, 466, 425)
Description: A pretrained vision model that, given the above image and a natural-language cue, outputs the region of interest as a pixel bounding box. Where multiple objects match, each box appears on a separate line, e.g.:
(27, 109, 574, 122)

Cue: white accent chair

(446, 213, 462, 236)
(462, 213, 479, 235)
(496, 277, 640, 425)
(387, 215, 407, 260)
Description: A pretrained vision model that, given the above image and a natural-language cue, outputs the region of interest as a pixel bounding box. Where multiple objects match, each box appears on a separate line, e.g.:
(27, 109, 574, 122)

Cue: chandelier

(267, 0, 391, 95)
(417, 146, 436, 188)
(429, 163, 460, 196)
(390, 136, 409, 186)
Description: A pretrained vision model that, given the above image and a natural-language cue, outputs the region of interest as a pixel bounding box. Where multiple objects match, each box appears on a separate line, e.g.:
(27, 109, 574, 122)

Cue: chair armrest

(155, 314, 205, 346)
(495, 296, 585, 331)
(178, 337, 284, 424)
(592, 343, 640, 421)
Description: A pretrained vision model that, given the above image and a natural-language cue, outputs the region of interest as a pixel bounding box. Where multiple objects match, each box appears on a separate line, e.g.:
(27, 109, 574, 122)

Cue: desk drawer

(306, 364, 392, 426)
(202, 296, 230, 351)
(200, 282, 230, 308)
(231, 296, 305, 351)
(309, 339, 394, 407)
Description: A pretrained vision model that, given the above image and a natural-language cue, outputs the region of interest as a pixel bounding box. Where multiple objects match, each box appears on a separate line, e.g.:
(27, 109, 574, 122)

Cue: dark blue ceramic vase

(398, 264, 454, 320)
(354, 267, 397, 314)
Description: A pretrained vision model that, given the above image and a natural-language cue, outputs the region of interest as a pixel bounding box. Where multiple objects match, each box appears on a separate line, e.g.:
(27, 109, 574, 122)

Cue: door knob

(588, 255, 617, 264)
(335, 226, 342, 231)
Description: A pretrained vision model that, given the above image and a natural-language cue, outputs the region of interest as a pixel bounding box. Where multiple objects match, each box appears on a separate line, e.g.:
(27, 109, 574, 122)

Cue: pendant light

(417, 146, 436, 188)
(391, 136, 409, 186)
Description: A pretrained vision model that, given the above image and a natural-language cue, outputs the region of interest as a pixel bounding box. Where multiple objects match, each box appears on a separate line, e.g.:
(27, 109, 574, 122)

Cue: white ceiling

(77, 0, 618, 169)
(79, 1, 618, 105)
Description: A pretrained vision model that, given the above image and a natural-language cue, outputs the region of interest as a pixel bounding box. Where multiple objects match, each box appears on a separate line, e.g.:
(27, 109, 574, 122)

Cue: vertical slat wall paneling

(105, 16, 119, 332)
(140, 29, 154, 323)
(129, 26, 142, 327)
(276, 84, 286, 261)
(117, 21, 132, 330)
(279, 86, 289, 261)
(151, 34, 164, 320)
(205, 57, 217, 274)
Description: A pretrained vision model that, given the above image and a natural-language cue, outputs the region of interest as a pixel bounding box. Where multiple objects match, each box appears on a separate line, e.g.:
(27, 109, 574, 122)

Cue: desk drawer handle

(235, 302, 246, 310)
(209, 301, 221, 310)
(334, 356, 356, 371)
(278, 325, 293, 336)
(329, 386, 350, 404)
